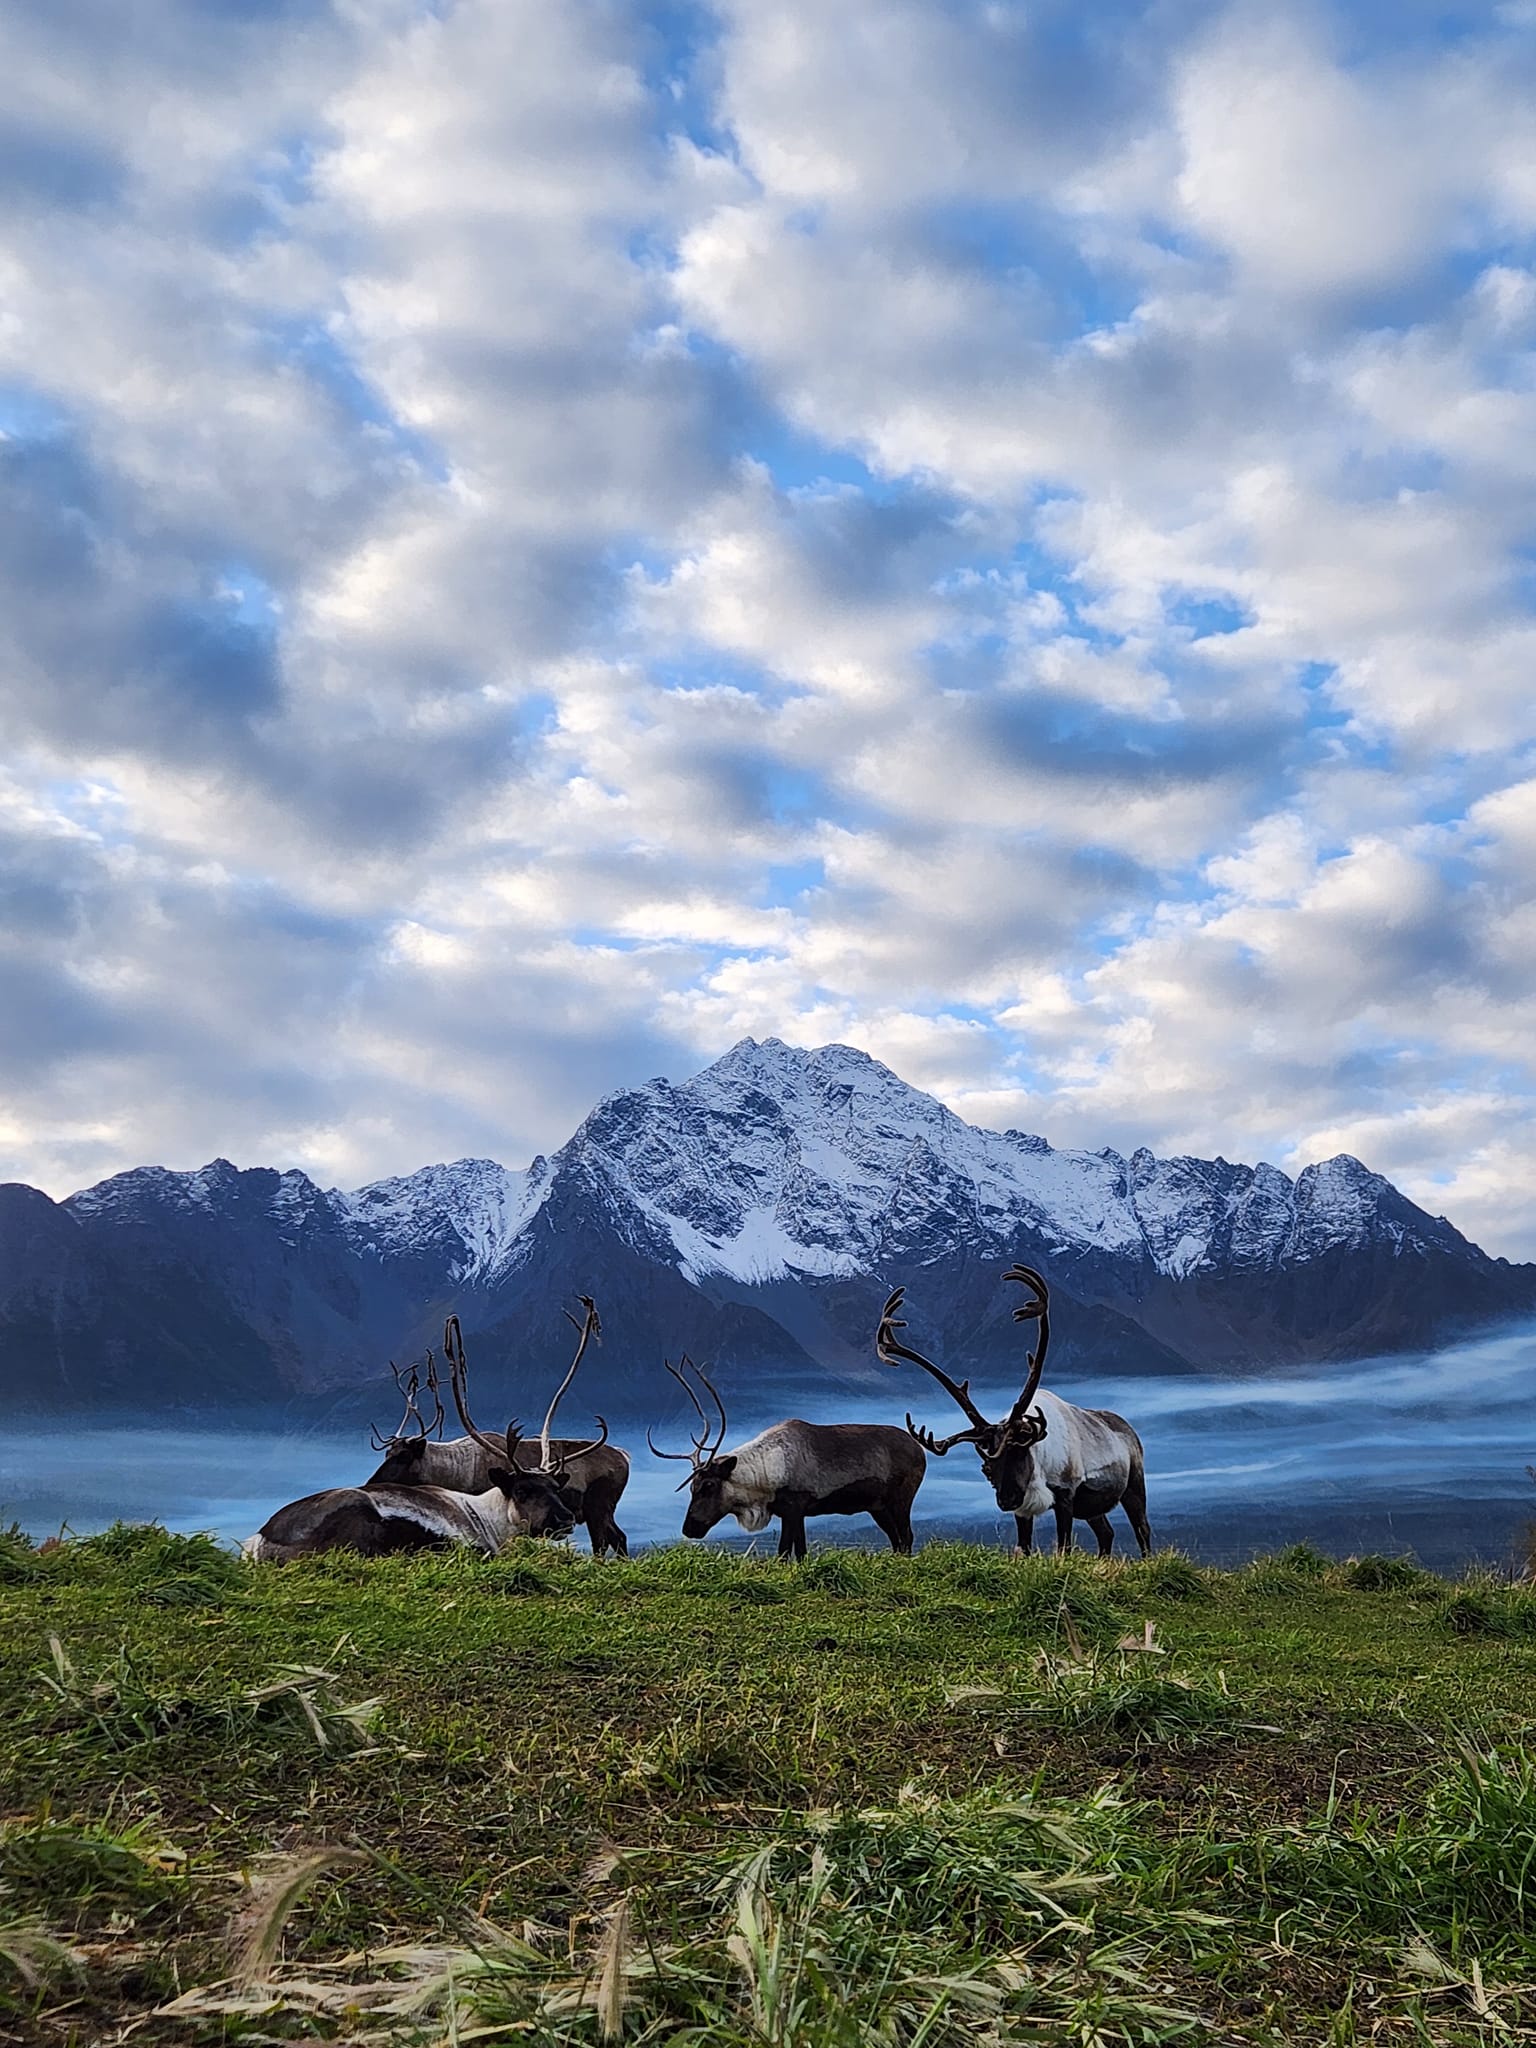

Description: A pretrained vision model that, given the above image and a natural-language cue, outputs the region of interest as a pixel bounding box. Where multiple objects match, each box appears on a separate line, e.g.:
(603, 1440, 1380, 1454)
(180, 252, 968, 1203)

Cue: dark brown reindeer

(365, 1304, 631, 1557)
(648, 1354, 925, 1559)
(877, 1266, 1152, 1557)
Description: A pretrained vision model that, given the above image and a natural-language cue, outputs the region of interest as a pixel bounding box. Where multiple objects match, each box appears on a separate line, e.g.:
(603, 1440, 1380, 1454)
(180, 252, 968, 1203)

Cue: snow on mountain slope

(68, 1158, 339, 1247)
(63, 1041, 1477, 1298)
(551, 1038, 1140, 1284)
(329, 1038, 1472, 1291)
(560, 1039, 1461, 1285)
(337, 1156, 552, 1280)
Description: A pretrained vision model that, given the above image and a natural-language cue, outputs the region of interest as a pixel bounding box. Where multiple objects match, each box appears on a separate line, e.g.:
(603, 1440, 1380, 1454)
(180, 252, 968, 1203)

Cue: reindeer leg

(1013, 1513, 1034, 1556)
(1053, 1498, 1075, 1555)
(777, 1512, 807, 1561)
(1088, 1514, 1115, 1557)
(1121, 1468, 1152, 1557)
(872, 1507, 912, 1554)
(581, 1478, 628, 1559)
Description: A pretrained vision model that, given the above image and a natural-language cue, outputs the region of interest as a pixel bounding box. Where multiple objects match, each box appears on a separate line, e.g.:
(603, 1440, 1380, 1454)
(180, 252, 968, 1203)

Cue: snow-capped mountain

(4, 1038, 1532, 1413)
(523, 1037, 1460, 1285)
(340, 1038, 1464, 1291)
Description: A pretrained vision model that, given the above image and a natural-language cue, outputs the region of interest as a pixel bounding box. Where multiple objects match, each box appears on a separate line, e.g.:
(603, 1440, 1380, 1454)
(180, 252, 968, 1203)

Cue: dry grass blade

(230, 1846, 368, 1986)
(581, 1839, 625, 1891)
(0, 1915, 84, 1987)
(157, 1941, 468, 2023)
(593, 1894, 632, 2040)
(1401, 1938, 1517, 2033)
(242, 1665, 385, 1753)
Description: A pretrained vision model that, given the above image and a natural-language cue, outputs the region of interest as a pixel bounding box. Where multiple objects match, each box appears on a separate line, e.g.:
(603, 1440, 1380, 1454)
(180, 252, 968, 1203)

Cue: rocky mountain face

(5, 1037, 1533, 1415)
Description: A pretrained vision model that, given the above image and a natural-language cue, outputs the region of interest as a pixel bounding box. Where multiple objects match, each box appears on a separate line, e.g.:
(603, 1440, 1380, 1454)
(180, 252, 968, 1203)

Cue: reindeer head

(876, 1266, 1052, 1515)
(486, 1427, 580, 1537)
(646, 1354, 737, 1537)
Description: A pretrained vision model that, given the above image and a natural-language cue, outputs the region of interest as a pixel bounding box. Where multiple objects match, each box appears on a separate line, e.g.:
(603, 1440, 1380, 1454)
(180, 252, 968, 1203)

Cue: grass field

(2, 1523, 1534, 2046)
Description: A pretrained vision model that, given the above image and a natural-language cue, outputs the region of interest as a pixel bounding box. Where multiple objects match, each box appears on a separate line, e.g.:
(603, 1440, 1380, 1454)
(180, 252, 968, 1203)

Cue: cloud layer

(3, 0, 1536, 1255)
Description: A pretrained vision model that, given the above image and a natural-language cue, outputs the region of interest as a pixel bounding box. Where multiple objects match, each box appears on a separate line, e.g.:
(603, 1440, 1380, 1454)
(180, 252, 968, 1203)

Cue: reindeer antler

(903, 1414, 992, 1457)
(539, 1295, 602, 1473)
(445, 1314, 505, 1461)
(421, 1346, 445, 1439)
(548, 1415, 610, 1475)
(1002, 1265, 1050, 1429)
(875, 1287, 992, 1437)
(370, 1357, 429, 1451)
(645, 1357, 706, 1462)
(686, 1353, 728, 1461)
(646, 1353, 727, 1478)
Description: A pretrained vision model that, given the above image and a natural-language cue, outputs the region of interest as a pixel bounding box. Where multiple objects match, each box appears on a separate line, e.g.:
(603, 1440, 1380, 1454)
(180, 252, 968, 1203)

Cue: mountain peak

(704, 1036, 890, 1083)
(1309, 1152, 1379, 1183)
(704, 1035, 807, 1081)
(549, 1040, 1502, 1300)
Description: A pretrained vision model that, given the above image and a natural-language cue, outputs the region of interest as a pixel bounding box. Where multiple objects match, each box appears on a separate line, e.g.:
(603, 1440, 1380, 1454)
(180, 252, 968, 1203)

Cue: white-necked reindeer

(647, 1355, 926, 1559)
(877, 1266, 1151, 1557)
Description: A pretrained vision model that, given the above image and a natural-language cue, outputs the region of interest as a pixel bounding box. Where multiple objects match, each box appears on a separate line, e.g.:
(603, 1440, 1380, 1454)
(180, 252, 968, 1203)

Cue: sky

(2, 2, 1536, 1256)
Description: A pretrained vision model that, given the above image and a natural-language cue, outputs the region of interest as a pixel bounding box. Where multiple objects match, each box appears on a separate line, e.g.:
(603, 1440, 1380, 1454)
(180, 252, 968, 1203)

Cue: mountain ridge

(4, 1036, 1532, 1414)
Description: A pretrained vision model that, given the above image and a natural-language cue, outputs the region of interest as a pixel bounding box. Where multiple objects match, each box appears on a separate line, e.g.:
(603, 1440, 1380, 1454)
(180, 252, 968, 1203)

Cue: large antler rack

(646, 1353, 728, 1486)
(445, 1306, 609, 1481)
(875, 1286, 996, 1454)
(1001, 1265, 1050, 1441)
(538, 1295, 608, 1474)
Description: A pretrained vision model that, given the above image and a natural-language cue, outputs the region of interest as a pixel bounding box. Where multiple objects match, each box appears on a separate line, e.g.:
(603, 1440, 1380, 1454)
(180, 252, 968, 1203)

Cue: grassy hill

(2, 1526, 1534, 2045)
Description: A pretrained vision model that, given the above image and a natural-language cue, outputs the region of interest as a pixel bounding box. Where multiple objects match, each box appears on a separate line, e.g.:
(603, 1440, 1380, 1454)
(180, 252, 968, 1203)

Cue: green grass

(1, 1526, 1533, 2044)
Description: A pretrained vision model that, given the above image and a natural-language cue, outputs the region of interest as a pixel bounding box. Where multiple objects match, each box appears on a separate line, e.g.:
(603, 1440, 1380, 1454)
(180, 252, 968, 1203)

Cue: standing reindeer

(365, 1305, 630, 1557)
(876, 1266, 1152, 1557)
(648, 1355, 925, 1559)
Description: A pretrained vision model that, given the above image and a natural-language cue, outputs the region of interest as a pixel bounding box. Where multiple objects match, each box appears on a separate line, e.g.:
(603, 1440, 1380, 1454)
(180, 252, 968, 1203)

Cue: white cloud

(4, 0, 1536, 1268)
(1172, 15, 1450, 298)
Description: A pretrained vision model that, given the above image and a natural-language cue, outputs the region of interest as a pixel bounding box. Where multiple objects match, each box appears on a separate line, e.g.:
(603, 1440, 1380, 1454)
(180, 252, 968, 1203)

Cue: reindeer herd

(245, 1266, 1153, 1565)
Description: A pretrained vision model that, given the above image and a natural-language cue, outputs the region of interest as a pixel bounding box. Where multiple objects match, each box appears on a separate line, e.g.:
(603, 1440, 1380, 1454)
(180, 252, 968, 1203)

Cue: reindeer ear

(711, 1455, 738, 1480)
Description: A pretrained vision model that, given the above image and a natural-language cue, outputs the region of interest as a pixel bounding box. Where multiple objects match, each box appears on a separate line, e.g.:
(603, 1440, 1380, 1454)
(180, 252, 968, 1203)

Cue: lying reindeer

(243, 1423, 577, 1563)
(648, 1355, 925, 1559)
(363, 1303, 630, 1557)
(877, 1266, 1152, 1557)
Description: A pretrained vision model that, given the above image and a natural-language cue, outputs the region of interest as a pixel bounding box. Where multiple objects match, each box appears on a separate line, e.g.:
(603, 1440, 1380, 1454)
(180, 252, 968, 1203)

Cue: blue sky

(3, 0, 1536, 1253)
